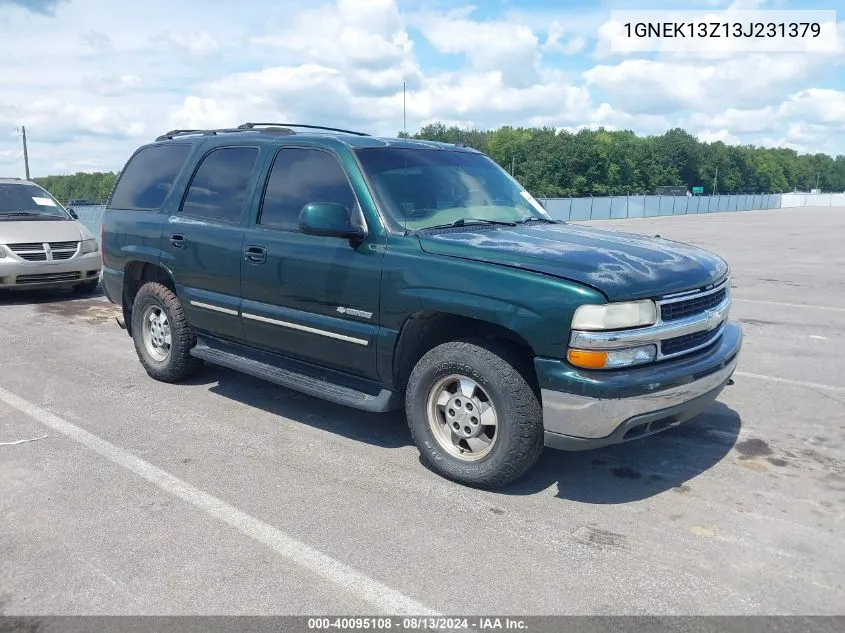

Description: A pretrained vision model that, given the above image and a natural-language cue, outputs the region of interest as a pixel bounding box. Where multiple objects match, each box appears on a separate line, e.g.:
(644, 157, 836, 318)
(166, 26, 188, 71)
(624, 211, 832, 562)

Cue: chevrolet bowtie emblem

(704, 310, 721, 331)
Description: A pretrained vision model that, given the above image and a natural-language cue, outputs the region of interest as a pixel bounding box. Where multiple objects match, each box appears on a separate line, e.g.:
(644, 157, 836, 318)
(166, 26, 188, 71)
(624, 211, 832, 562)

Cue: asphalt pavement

(1, 206, 843, 616)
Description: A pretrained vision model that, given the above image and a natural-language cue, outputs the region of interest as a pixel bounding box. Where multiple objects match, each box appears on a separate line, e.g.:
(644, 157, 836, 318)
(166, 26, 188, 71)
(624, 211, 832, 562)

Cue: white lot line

(734, 299, 845, 312)
(0, 385, 438, 616)
(734, 372, 845, 394)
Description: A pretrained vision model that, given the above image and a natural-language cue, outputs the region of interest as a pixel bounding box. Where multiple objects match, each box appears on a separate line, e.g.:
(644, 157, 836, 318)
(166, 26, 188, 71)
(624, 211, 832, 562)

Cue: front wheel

(131, 282, 202, 383)
(405, 340, 544, 489)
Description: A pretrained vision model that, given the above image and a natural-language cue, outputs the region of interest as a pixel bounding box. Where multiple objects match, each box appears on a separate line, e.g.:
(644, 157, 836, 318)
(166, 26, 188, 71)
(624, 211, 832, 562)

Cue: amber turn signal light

(567, 349, 608, 369)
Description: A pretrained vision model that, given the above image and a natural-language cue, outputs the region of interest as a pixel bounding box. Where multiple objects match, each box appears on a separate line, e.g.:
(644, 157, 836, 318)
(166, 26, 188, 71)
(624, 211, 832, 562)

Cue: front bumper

(538, 321, 742, 450)
(0, 252, 101, 289)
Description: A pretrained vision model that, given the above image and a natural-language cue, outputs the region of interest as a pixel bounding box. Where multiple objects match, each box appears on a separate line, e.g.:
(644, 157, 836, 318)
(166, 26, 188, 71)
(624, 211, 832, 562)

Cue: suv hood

(0, 219, 91, 244)
(417, 223, 729, 301)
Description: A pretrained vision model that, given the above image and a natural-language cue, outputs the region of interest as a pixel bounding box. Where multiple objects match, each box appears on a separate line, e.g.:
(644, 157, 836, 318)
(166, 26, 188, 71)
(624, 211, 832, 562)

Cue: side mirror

(299, 202, 366, 241)
(68, 209, 79, 219)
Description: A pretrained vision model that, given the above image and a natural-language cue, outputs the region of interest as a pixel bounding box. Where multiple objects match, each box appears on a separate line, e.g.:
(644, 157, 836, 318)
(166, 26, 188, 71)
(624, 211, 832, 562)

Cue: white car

(0, 178, 101, 293)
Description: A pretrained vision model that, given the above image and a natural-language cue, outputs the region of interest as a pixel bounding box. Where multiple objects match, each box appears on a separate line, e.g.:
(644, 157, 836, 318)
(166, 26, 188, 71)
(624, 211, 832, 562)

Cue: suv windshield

(355, 148, 551, 231)
(0, 183, 71, 220)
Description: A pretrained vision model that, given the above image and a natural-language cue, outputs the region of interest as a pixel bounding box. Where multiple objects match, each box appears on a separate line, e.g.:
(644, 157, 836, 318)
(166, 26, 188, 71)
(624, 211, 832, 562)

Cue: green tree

(33, 172, 117, 204)
(411, 122, 845, 196)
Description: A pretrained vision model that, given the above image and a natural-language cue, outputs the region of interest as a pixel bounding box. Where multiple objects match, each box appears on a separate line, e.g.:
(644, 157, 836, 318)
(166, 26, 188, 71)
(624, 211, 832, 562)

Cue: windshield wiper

(521, 216, 558, 224)
(0, 211, 59, 219)
(421, 217, 518, 231)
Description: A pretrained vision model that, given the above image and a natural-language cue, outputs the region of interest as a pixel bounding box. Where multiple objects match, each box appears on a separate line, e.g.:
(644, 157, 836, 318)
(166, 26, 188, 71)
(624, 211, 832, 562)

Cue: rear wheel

(406, 340, 544, 489)
(131, 282, 201, 382)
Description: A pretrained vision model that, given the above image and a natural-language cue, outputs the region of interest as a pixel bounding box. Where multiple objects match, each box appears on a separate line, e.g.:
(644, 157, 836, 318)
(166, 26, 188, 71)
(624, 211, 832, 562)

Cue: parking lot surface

(1, 206, 843, 615)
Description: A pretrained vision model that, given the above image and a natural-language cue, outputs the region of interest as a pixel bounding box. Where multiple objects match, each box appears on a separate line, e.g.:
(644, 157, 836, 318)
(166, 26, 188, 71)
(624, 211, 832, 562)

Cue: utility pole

(712, 166, 718, 195)
(402, 81, 406, 136)
(20, 126, 30, 180)
(816, 172, 820, 191)
(511, 156, 516, 176)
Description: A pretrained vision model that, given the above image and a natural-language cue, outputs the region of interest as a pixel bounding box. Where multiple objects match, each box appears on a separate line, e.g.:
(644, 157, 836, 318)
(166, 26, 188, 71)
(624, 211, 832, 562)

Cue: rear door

(163, 145, 262, 342)
(239, 146, 384, 380)
(102, 142, 193, 303)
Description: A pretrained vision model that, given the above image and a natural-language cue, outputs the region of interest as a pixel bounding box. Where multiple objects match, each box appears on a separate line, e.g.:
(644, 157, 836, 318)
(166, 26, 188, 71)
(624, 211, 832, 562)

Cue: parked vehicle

(101, 123, 742, 488)
(0, 178, 102, 293)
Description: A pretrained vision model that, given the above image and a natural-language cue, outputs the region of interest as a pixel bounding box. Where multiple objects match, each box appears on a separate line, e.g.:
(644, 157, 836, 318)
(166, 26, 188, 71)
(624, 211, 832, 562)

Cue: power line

(16, 126, 30, 180)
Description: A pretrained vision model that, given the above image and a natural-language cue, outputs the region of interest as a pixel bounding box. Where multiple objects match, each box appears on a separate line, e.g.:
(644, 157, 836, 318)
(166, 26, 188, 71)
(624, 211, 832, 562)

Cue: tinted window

(0, 183, 70, 219)
(259, 148, 356, 230)
(110, 144, 191, 210)
(355, 148, 548, 231)
(181, 147, 259, 223)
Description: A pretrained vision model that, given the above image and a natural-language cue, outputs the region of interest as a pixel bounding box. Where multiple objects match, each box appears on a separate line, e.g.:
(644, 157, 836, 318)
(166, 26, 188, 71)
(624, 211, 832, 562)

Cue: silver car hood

(0, 220, 92, 244)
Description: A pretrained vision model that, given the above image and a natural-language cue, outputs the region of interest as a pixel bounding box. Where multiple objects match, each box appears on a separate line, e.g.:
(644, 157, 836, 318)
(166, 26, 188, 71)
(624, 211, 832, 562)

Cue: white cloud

(542, 20, 587, 55)
(780, 89, 845, 125)
(169, 97, 241, 131)
(695, 129, 742, 145)
(0, 0, 843, 177)
(583, 47, 844, 115)
(155, 30, 219, 56)
(413, 8, 542, 87)
(685, 89, 845, 145)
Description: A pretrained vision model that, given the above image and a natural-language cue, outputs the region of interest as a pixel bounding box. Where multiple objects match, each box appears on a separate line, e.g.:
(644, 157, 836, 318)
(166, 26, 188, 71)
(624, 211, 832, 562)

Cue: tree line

(401, 123, 845, 197)
(33, 171, 116, 205)
(31, 124, 845, 202)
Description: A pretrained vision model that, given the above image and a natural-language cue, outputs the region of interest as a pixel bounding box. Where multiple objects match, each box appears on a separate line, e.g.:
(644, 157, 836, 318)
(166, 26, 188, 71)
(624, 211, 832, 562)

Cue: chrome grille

(49, 241, 78, 249)
(16, 252, 48, 261)
(571, 276, 733, 364)
(50, 240, 79, 260)
(15, 271, 81, 284)
(8, 243, 47, 261)
(6, 240, 79, 261)
(658, 278, 730, 320)
(661, 287, 727, 321)
(661, 325, 724, 357)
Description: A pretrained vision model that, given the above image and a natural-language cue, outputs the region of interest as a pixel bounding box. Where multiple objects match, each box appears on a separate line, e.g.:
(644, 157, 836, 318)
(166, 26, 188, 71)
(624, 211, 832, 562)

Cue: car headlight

(567, 344, 657, 370)
(571, 300, 657, 331)
(81, 238, 98, 254)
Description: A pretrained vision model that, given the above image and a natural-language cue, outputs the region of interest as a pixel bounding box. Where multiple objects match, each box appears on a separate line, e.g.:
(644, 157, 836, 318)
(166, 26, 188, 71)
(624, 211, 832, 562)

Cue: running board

(190, 337, 399, 413)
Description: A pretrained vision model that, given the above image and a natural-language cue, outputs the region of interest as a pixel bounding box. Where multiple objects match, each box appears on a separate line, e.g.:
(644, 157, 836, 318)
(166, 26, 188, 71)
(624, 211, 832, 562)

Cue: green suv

(101, 123, 742, 488)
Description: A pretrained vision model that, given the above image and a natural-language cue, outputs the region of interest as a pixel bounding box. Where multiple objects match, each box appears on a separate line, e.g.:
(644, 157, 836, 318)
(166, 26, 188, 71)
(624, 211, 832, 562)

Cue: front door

(240, 146, 383, 380)
(163, 145, 261, 342)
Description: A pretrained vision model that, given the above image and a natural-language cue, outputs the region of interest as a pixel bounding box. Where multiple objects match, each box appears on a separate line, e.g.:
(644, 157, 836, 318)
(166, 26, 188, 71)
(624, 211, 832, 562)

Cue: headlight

(567, 344, 657, 370)
(571, 300, 657, 331)
(81, 239, 98, 254)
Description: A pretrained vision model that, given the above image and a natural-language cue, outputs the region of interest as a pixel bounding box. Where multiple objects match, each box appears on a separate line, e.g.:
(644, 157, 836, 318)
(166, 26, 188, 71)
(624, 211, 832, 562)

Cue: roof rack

(155, 123, 370, 142)
(155, 128, 262, 142)
(237, 122, 370, 136)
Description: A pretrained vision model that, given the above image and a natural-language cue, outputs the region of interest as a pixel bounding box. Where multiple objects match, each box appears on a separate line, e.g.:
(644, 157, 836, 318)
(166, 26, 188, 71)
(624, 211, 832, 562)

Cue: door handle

(169, 234, 186, 248)
(244, 245, 267, 264)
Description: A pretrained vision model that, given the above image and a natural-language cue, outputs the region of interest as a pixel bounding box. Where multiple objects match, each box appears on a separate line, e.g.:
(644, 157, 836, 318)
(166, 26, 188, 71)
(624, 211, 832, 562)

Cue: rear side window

(181, 146, 260, 223)
(109, 144, 191, 210)
(259, 148, 356, 230)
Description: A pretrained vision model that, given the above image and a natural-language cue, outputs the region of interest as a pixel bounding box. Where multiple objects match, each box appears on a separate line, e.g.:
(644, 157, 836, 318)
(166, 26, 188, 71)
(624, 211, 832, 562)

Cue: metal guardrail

(69, 193, 845, 243)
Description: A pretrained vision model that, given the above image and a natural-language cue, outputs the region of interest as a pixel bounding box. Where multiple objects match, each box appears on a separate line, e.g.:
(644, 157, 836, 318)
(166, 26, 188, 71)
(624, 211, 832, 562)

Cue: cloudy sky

(0, 0, 843, 176)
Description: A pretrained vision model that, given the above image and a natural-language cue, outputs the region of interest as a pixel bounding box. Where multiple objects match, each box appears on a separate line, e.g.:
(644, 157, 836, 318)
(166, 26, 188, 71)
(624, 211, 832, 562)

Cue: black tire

(73, 279, 100, 295)
(406, 340, 544, 489)
(131, 281, 201, 383)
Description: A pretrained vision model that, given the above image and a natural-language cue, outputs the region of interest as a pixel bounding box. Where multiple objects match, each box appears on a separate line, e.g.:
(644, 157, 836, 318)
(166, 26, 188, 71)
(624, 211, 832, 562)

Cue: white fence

(780, 193, 845, 208)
